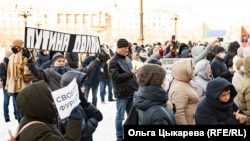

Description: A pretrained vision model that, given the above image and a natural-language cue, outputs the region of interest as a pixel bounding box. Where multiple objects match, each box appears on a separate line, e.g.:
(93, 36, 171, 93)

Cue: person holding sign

(13, 80, 83, 141)
(59, 70, 103, 141)
(22, 49, 109, 91)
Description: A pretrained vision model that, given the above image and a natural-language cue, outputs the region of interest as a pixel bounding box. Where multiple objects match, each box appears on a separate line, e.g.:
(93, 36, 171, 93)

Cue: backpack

(8, 121, 44, 141)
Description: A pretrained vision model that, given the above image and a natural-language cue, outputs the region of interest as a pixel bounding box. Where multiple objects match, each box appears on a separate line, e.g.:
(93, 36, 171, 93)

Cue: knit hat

(147, 58, 162, 66)
(216, 47, 225, 54)
(52, 52, 65, 64)
(137, 64, 166, 86)
(117, 38, 129, 48)
(12, 39, 24, 48)
(5, 49, 12, 57)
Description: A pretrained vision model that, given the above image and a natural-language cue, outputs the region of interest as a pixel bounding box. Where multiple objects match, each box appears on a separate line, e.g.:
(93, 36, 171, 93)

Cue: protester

(108, 38, 139, 141)
(60, 70, 103, 141)
(195, 77, 247, 125)
(133, 64, 176, 125)
(6, 39, 32, 122)
(13, 80, 83, 141)
(82, 53, 103, 107)
(191, 59, 213, 99)
(35, 50, 49, 68)
(0, 49, 17, 122)
(65, 52, 79, 68)
(23, 50, 108, 91)
(211, 46, 235, 82)
(99, 45, 115, 104)
(168, 58, 200, 125)
(237, 56, 250, 124)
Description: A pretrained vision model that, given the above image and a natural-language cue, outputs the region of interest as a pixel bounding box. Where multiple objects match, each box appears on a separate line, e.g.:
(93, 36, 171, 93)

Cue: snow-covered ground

(0, 87, 117, 141)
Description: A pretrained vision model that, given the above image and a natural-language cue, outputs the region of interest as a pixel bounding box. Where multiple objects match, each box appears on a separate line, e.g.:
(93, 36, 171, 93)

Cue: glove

(84, 103, 103, 122)
(97, 52, 108, 62)
(159, 48, 164, 56)
(79, 94, 89, 108)
(69, 105, 83, 120)
(22, 48, 31, 59)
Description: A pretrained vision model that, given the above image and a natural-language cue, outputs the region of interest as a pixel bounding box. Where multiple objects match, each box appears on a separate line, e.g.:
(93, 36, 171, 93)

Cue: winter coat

(27, 59, 101, 91)
(16, 80, 82, 141)
(82, 56, 102, 89)
(6, 51, 32, 94)
(168, 58, 200, 125)
(109, 53, 139, 98)
(65, 52, 79, 68)
(191, 59, 212, 99)
(211, 56, 233, 82)
(134, 86, 176, 125)
(0, 57, 9, 86)
(59, 103, 102, 141)
(237, 56, 250, 124)
(195, 77, 244, 125)
(36, 51, 49, 67)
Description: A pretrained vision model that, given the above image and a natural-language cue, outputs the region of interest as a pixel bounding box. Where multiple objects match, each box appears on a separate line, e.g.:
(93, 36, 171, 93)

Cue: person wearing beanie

(132, 64, 176, 125)
(23, 48, 109, 91)
(168, 58, 200, 125)
(59, 70, 103, 141)
(0, 49, 17, 122)
(15, 80, 83, 140)
(40, 51, 63, 69)
(109, 38, 139, 141)
(6, 39, 30, 123)
(211, 46, 235, 82)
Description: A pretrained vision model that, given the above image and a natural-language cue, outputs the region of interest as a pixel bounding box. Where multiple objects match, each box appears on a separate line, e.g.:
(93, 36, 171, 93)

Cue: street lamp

(139, 0, 144, 46)
(171, 13, 180, 39)
(19, 8, 32, 27)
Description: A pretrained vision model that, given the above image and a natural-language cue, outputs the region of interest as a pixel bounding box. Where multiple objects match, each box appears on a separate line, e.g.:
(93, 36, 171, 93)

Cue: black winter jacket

(109, 53, 138, 98)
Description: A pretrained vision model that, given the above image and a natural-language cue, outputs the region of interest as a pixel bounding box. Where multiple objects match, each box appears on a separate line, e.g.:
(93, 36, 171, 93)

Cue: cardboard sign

(25, 27, 101, 53)
(51, 78, 80, 119)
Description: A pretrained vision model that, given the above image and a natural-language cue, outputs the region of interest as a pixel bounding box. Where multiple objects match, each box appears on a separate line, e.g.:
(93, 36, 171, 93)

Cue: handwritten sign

(51, 78, 80, 119)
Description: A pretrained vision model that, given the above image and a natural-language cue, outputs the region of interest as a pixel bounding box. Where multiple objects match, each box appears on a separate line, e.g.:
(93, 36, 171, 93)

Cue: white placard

(51, 78, 80, 119)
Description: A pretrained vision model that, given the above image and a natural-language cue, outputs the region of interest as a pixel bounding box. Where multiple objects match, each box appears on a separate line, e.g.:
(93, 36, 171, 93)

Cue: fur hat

(137, 64, 166, 86)
(216, 47, 225, 54)
(117, 38, 129, 48)
(12, 39, 24, 48)
(52, 52, 65, 64)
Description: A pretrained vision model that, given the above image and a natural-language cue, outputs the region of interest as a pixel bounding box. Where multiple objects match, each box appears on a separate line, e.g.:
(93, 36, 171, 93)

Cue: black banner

(24, 27, 101, 53)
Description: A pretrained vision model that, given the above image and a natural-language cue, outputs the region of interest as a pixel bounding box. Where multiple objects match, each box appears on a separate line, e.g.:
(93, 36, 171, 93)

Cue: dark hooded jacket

(133, 86, 176, 125)
(195, 77, 244, 125)
(16, 80, 82, 141)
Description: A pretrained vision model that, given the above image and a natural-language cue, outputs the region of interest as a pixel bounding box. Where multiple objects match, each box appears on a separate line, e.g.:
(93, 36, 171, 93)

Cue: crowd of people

(0, 36, 250, 140)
